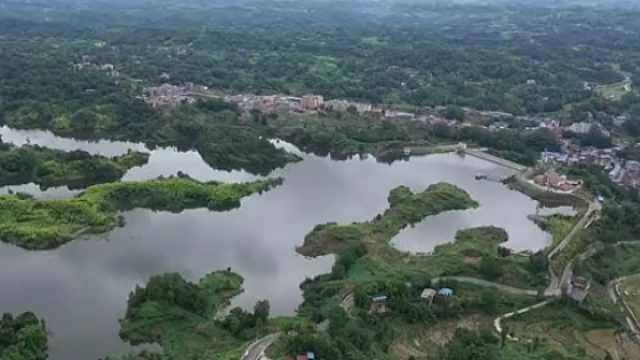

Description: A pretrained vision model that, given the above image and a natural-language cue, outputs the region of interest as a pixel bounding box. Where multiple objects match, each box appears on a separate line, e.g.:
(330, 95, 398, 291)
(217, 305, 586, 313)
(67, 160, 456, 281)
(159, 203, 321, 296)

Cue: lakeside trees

(0, 142, 149, 189)
(0, 312, 48, 360)
(0, 177, 282, 249)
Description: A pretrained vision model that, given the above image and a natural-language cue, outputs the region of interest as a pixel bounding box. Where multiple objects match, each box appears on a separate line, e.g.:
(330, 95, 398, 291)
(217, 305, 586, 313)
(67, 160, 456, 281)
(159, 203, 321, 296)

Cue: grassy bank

(118, 270, 285, 360)
(504, 175, 588, 211)
(537, 215, 579, 255)
(0, 177, 281, 250)
(0, 142, 149, 189)
(281, 184, 552, 359)
(119, 271, 247, 359)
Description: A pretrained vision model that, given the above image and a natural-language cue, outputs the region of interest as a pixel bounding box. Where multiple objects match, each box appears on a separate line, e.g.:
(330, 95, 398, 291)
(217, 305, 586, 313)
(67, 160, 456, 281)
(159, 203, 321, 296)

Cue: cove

(0, 126, 560, 360)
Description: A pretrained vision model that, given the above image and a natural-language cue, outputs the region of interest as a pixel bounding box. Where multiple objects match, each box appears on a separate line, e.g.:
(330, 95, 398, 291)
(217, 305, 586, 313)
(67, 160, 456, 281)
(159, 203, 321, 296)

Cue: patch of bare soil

(390, 315, 492, 360)
(463, 256, 481, 265)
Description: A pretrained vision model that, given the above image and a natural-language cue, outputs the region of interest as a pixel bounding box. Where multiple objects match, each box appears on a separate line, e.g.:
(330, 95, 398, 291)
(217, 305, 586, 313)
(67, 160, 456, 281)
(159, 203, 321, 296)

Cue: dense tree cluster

(0, 312, 48, 360)
(126, 273, 208, 316)
(0, 141, 148, 189)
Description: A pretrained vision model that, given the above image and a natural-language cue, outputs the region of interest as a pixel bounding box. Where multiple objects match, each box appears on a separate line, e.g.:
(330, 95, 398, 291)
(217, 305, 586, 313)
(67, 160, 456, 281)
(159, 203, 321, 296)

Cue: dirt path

(609, 275, 640, 340)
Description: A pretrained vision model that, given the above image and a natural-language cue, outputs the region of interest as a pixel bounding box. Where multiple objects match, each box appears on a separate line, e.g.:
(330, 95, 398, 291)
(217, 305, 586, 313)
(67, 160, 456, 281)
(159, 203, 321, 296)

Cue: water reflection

(0, 126, 147, 156)
(0, 126, 261, 184)
(0, 126, 555, 360)
(0, 183, 81, 200)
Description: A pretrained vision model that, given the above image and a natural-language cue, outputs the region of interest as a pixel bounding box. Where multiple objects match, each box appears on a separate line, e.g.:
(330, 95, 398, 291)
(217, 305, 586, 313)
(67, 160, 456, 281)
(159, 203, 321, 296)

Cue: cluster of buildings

(142, 83, 209, 109)
(296, 352, 316, 360)
(368, 287, 454, 314)
(223, 93, 418, 120)
(541, 145, 640, 190)
(221, 94, 323, 113)
(72, 56, 120, 78)
(138, 80, 428, 120)
(533, 169, 583, 193)
(566, 275, 591, 304)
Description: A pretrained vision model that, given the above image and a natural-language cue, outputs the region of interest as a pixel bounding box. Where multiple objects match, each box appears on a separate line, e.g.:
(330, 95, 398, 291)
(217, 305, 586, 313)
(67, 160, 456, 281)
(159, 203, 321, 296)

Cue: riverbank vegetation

(0, 37, 298, 175)
(0, 176, 281, 250)
(537, 215, 578, 255)
(0, 312, 48, 360)
(3, 1, 640, 358)
(503, 175, 588, 211)
(267, 111, 562, 165)
(0, 141, 149, 189)
(119, 270, 277, 360)
(275, 184, 556, 359)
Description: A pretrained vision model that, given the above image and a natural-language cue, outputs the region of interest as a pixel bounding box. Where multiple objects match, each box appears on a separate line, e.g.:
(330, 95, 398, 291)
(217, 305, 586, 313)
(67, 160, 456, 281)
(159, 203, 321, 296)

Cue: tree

(479, 289, 498, 315)
(441, 328, 498, 360)
(445, 105, 465, 121)
(501, 325, 509, 348)
(479, 257, 502, 281)
(580, 127, 612, 149)
(254, 300, 270, 322)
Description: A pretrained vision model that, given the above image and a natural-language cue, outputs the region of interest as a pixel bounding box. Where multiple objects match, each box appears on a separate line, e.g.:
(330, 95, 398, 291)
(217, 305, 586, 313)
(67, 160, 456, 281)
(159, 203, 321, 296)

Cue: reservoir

(0, 127, 559, 359)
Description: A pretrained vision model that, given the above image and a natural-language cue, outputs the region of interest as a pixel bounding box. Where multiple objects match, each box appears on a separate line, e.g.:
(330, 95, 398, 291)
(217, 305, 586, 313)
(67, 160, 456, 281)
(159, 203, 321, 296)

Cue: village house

(533, 170, 582, 192)
(301, 95, 324, 111)
(565, 276, 591, 304)
(385, 110, 415, 120)
(437, 287, 454, 298)
(567, 122, 593, 134)
(323, 99, 376, 113)
(143, 83, 197, 108)
(369, 295, 388, 314)
(420, 288, 437, 305)
(296, 352, 316, 360)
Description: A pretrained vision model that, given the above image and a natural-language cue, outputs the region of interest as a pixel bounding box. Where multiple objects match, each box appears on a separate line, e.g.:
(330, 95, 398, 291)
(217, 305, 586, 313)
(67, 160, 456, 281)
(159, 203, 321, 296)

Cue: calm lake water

(0, 127, 560, 359)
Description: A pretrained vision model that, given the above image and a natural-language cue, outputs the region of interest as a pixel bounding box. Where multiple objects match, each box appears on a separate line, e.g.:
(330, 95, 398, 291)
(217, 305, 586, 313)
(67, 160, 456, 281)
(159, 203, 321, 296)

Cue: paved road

(544, 193, 600, 296)
(242, 333, 280, 360)
(547, 200, 599, 260)
(494, 299, 557, 338)
(432, 277, 539, 297)
(492, 173, 600, 335)
(465, 149, 527, 172)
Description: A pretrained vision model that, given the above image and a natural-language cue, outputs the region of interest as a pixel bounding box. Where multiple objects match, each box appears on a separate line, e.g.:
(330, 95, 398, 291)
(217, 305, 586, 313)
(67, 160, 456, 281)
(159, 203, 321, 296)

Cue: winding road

(241, 333, 281, 360)
(609, 275, 640, 340)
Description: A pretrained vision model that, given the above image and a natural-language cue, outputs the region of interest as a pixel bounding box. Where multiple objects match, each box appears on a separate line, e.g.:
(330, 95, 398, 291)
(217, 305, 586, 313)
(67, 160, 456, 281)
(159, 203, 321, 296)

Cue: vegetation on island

(0, 140, 149, 189)
(297, 183, 480, 257)
(118, 270, 276, 360)
(0, 176, 281, 250)
(0, 312, 48, 360)
(3, 1, 640, 359)
(267, 182, 561, 359)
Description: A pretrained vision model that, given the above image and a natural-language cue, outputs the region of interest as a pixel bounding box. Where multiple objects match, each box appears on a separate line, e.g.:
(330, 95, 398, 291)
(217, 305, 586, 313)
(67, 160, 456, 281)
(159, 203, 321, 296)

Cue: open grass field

(621, 275, 640, 325)
(595, 81, 632, 101)
(503, 302, 621, 359)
